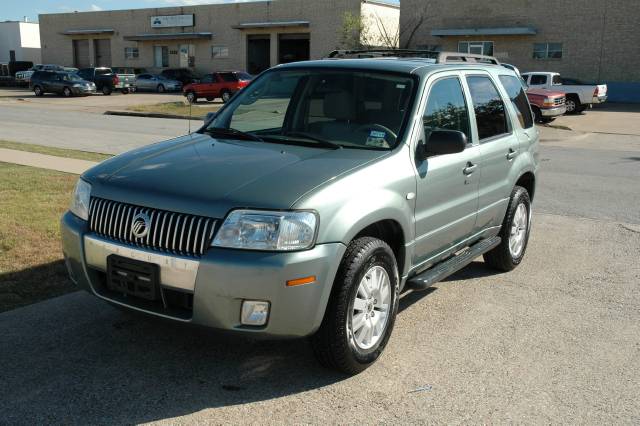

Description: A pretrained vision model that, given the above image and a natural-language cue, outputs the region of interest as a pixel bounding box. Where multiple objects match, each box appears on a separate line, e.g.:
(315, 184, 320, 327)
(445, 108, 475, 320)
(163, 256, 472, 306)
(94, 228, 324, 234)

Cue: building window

(154, 46, 169, 68)
(533, 43, 563, 59)
(124, 47, 139, 59)
(458, 41, 494, 56)
(211, 45, 229, 58)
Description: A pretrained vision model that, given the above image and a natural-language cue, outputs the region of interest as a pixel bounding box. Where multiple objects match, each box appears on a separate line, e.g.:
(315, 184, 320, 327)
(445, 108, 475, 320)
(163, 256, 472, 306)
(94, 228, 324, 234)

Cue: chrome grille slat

(88, 197, 216, 258)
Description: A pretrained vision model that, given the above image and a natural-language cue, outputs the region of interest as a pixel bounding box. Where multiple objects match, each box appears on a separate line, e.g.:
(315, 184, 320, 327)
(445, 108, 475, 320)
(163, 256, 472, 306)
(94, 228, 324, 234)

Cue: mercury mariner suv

(61, 51, 539, 374)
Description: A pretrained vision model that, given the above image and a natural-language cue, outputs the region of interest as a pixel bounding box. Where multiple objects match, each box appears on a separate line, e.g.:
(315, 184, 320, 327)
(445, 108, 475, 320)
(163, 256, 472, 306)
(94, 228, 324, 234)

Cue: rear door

(464, 72, 520, 232)
(413, 72, 481, 266)
(198, 74, 215, 97)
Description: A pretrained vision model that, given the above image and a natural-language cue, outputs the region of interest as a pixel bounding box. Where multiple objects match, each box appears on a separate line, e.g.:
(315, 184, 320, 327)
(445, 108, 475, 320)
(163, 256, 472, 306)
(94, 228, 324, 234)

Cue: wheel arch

(515, 171, 536, 201)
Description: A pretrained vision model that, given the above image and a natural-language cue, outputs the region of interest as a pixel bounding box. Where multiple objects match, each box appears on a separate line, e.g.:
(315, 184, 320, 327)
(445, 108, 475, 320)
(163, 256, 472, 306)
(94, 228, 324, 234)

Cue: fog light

(241, 300, 270, 326)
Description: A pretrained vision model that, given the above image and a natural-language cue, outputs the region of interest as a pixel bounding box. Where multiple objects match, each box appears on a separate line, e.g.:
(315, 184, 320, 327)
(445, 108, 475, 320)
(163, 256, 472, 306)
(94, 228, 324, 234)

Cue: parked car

(525, 87, 566, 123)
(30, 70, 96, 96)
(76, 67, 134, 95)
(135, 74, 182, 92)
(521, 72, 607, 114)
(61, 53, 538, 375)
(160, 68, 201, 86)
(113, 67, 148, 77)
(183, 71, 252, 103)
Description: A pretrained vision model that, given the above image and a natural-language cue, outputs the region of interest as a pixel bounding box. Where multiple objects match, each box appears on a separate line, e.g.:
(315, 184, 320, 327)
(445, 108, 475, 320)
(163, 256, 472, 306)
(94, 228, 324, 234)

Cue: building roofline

(362, 0, 400, 9)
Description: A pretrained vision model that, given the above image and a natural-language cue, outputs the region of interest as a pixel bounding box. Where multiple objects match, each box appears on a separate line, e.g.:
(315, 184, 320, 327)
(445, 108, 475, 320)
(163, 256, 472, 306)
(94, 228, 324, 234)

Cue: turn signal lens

(286, 275, 316, 287)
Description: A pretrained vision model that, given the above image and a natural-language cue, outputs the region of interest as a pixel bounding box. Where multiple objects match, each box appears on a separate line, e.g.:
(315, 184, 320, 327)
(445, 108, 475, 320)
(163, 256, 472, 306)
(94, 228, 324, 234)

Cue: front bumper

(541, 104, 567, 117)
(61, 211, 346, 338)
(72, 86, 96, 95)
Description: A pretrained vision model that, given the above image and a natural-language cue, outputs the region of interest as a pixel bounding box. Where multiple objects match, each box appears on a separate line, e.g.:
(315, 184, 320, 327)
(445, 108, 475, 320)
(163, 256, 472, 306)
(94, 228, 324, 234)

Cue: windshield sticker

(396, 84, 406, 89)
(366, 130, 389, 148)
(370, 130, 386, 138)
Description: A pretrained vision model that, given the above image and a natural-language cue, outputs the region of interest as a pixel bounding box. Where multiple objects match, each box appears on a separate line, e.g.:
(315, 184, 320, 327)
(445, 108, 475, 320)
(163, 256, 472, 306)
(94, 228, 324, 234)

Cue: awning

(62, 29, 115, 35)
(232, 20, 310, 29)
(123, 32, 213, 41)
(431, 27, 537, 37)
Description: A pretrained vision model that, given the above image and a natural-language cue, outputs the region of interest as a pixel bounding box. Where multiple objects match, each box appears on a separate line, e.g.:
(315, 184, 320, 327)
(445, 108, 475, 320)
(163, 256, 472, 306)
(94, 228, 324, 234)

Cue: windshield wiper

(203, 127, 263, 142)
(280, 131, 342, 150)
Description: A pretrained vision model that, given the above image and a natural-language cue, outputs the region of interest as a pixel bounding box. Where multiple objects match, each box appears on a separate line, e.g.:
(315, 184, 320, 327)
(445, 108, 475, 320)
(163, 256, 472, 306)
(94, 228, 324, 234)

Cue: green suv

(61, 52, 539, 374)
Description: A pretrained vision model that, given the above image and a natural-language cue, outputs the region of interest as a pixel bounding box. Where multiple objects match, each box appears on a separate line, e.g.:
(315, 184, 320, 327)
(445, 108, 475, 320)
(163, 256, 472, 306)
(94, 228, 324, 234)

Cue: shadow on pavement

(0, 290, 345, 424)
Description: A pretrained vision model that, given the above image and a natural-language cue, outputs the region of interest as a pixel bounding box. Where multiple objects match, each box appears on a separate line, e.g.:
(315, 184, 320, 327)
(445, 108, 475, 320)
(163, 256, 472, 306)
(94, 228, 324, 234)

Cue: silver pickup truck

(522, 71, 607, 114)
(61, 51, 539, 374)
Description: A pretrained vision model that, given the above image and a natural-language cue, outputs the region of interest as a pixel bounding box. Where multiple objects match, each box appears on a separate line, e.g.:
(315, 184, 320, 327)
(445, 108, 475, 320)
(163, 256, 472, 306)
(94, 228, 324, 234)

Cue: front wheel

(483, 186, 531, 271)
(311, 237, 399, 375)
(186, 91, 197, 103)
(33, 85, 43, 96)
(221, 90, 232, 103)
(62, 87, 72, 97)
(157, 84, 165, 93)
(102, 85, 112, 96)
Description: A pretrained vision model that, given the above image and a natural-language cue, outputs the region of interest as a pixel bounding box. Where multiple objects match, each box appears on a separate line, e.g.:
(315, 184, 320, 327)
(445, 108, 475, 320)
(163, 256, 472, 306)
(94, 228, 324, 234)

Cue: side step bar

(406, 236, 501, 291)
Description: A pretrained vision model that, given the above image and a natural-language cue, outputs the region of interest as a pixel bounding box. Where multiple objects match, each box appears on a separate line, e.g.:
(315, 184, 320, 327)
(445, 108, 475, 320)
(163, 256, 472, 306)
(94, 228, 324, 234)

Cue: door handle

(463, 162, 477, 175)
(506, 148, 518, 160)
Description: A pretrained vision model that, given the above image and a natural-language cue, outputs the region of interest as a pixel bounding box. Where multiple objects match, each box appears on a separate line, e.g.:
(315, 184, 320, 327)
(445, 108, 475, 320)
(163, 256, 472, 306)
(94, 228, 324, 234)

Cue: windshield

(61, 73, 84, 82)
(206, 69, 416, 150)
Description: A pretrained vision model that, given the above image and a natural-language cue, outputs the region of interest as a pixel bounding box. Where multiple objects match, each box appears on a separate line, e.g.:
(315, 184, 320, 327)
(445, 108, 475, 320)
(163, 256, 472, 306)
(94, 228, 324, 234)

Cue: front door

(413, 73, 481, 266)
(464, 72, 520, 231)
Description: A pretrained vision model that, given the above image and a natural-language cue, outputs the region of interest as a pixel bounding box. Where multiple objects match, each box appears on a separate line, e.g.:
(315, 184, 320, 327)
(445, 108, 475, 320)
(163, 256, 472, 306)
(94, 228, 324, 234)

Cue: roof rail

(326, 49, 501, 65)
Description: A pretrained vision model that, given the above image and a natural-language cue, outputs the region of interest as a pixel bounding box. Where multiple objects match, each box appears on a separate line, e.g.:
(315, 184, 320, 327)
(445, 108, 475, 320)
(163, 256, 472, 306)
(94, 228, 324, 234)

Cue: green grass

(0, 140, 111, 162)
(127, 101, 222, 118)
(0, 163, 79, 312)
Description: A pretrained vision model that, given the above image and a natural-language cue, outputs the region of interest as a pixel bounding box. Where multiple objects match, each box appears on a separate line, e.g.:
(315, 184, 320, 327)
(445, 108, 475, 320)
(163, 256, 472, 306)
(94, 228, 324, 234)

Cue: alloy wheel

(509, 203, 528, 258)
(349, 265, 392, 350)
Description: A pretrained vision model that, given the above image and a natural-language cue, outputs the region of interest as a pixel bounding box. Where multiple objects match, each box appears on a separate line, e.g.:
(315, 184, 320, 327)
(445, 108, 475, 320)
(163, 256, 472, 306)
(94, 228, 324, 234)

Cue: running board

(406, 236, 501, 291)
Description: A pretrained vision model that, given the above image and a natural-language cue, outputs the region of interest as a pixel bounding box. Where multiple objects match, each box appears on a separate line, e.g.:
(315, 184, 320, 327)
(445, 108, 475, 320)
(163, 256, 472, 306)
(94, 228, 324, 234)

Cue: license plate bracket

(106, 255, 160, 301)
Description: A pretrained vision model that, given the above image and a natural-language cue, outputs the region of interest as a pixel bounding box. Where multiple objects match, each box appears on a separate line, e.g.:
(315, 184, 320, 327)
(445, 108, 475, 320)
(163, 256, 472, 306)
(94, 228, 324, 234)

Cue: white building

(0, 20, 42, 63)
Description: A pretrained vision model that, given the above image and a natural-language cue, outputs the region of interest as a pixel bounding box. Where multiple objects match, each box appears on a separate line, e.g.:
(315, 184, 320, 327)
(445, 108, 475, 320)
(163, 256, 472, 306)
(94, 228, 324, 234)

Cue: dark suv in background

(160, 68, 201, 86)
(30, 71, 96, 97)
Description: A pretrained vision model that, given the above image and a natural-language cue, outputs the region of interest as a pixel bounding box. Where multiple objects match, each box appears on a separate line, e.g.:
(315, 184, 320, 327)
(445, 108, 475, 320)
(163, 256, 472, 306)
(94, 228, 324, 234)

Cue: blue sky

(3, 0, 399, 23)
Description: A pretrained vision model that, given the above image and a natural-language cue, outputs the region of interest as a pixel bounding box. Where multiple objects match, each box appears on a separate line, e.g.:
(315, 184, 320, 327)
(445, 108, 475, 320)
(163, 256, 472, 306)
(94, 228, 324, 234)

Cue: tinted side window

(530, 74, 547, 85)
(423, 77, 471, 142)
(201, 75, 214, 83)
(218, 72, 237, 82)
(551, 75, 562, 85)
(467, 75, 508, 140)
(499, 75, 533, 129)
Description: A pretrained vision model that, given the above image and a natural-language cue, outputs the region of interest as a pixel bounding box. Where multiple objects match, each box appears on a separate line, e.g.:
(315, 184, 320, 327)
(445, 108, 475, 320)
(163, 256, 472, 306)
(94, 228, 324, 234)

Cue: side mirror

(205, 112, 216, 122)
(416, 129, 467, 160)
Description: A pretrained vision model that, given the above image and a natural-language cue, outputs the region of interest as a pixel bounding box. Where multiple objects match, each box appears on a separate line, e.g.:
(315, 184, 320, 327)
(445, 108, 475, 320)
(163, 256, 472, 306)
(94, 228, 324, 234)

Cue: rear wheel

(62, 86, 72, 97)
(186, 91, 197, 103)
(102, 85, 112, 96)
(311, 237, 399, 375)
(33, 85, 43, 96)
(221, 90, 232, 103)
(483, 186, 531, 271)
(156, 84, 165, 93)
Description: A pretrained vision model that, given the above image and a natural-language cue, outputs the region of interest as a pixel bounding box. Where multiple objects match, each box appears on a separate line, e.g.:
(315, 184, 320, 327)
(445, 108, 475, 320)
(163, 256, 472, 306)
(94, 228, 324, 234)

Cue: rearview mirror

(416, 130, 467, 160)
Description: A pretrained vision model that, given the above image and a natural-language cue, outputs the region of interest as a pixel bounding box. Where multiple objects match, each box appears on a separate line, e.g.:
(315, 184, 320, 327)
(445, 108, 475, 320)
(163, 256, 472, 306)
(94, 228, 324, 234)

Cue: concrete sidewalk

(0, 148, 97, 174)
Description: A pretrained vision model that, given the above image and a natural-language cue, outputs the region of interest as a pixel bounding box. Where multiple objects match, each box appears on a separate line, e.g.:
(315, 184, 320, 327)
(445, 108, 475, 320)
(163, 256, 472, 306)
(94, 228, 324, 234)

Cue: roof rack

(326, 49, 501, 65)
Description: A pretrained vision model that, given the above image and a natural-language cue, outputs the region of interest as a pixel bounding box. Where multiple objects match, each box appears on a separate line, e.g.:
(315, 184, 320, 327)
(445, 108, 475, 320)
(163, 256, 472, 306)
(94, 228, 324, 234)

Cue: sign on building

(150, 14, 194, 28)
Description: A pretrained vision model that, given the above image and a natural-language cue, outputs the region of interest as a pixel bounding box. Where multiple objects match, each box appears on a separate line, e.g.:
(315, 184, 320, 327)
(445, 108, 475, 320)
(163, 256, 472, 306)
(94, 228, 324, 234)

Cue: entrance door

(179, 44, 195, 68)
(247, 35, 270, 75)
(154, 46, 169, 68)
(73, 39, 90, 68)
(94, 39, 111, 67)
(278, 33, 310, 64)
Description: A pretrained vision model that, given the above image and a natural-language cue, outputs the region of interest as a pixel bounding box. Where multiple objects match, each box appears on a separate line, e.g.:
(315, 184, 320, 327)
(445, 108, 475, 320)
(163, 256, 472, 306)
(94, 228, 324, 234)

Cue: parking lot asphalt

(0, 102, 639, 423)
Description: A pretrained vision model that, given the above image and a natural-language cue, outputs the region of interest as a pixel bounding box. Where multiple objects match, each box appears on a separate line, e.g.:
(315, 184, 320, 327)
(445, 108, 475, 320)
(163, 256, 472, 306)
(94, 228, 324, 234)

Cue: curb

(104, 110, 204, 120)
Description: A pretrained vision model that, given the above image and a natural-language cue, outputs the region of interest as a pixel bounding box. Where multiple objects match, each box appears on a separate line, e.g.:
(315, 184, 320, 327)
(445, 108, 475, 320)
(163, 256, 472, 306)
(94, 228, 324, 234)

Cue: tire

(62, 87, 72, 97)
(186, 91, 197, 103)
(531, 106, 542, 123)
(102, 85, 112, 96)
(33, 85, 43, 96)
(221, 90, 232, 103)
(311, 237, 399, 375)
(483, 186, 532, 272)
(565, 95, 580, 114)
(121, 88, 129, 94)
(157, 84, 165, 93)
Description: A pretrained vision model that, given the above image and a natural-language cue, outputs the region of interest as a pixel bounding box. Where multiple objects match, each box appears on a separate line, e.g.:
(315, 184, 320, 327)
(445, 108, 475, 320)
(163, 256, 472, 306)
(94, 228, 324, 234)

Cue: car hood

(83, 133, 388, 218)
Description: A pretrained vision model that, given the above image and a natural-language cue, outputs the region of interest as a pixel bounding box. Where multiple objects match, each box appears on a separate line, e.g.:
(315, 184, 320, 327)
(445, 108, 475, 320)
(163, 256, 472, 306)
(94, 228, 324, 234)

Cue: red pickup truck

(526, 88, 566, 123)
(183, 71, 252, 103)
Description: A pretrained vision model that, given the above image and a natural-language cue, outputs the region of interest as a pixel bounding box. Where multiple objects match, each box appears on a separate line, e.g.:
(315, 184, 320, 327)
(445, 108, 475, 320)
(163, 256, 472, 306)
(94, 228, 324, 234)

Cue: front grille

(554, 96, 565, 106)
(89, 197, 216, 257)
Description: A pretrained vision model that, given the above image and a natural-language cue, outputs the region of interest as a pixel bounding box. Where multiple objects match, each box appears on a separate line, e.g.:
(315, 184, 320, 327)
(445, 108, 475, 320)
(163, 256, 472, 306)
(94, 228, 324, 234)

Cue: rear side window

(529, 74, 547, 85)
(218, 72, 238, 82)
(423, 77, 471, 142)
(552, 75, 562, 85)
(466, 75, 509, 140)
(201, 75, 214, 83)
(499, 75, 533, 129)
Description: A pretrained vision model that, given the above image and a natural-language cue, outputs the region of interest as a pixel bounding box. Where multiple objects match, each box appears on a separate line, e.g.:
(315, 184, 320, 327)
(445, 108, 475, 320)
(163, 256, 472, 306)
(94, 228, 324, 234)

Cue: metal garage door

(73, 39, 90, 68)
(94, 39, 112, 67)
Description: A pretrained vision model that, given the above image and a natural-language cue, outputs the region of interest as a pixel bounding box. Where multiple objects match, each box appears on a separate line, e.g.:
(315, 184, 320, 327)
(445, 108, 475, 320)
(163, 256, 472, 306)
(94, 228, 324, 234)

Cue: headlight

(70, 179, 91, 220)
(72, 84, 83, 88)
(212, 210, 317, 251)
